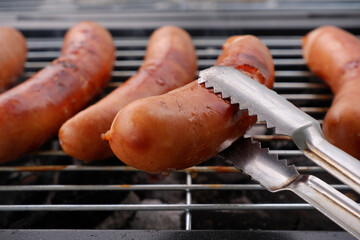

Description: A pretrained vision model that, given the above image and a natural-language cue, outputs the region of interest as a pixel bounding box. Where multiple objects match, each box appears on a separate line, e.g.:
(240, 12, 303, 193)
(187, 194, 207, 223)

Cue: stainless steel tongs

(221, 137, 360, 238)
(198, 66, 360, 195)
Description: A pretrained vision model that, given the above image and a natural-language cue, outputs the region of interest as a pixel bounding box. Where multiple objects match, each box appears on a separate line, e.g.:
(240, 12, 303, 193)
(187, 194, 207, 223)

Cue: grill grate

(0, 0, 359, 236)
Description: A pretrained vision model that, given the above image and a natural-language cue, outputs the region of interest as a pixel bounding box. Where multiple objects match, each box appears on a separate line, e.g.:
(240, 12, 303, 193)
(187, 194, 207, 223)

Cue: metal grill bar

(1, 2, 359, 232)
(6, 18, 360, 30)
(2, 0, 360, 13)
(0, 184, 350, 191)
(22, 70, 317, 79)
(24, 59, 308, 69)
(27, 49, 304, 59)
(185, 172, 192, 230)
(275, 71, 314, 77)
(280, 94, 331, 100)
(25, 37, 304, 49)
(0, 165, 325, 173)
(25, 149, 308, 157)
(0, 203, 315, 211)
(106, 82, 328, 90)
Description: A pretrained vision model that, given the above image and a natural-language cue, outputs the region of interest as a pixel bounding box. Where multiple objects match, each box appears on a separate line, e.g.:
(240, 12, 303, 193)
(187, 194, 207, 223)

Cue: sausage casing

(59, 26, 197, 162)
(104, 35, 274, 173)
(0, 21, 115, 163)
(0, 27, 27, 92)
(302, 26, 360, 159)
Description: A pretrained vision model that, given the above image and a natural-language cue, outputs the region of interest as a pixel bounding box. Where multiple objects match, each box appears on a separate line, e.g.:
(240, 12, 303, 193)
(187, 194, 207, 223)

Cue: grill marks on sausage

(343, 58, 360, 72)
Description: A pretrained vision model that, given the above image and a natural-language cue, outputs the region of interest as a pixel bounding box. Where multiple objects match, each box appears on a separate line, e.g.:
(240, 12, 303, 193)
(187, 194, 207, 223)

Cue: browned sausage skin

(0, 21, 115, 163)
(103, 35, 274, 173)
(0, 27, 27, 92)
(59, 26, 197, 162)
(302, 26, 360, 159)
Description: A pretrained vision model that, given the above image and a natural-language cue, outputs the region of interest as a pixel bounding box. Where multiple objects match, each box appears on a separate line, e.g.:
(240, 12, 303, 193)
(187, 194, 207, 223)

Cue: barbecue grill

(0, 0, 359, 239)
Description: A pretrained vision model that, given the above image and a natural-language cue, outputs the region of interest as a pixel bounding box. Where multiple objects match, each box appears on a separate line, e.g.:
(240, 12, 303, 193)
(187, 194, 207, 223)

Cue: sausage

(0, 27, 27, 92)
(302, 26, 360, 159)
(59, 26, 197, 162)
(0, 21, 115, 163)
(103, 35, 274, 173)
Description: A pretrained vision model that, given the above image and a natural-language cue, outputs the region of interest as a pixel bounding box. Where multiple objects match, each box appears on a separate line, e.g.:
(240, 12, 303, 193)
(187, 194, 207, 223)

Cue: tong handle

(302, 126, 360, 195)
(290, 175, 360, 238)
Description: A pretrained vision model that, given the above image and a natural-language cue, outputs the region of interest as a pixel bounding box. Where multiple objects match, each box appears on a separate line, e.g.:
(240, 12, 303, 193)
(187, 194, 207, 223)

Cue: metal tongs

(198, 66, 360, 194)
(198, 66, 360, 238)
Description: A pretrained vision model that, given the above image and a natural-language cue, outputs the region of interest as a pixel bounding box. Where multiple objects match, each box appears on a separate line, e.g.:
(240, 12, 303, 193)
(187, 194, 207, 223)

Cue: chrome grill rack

(0, 1, 359, 239)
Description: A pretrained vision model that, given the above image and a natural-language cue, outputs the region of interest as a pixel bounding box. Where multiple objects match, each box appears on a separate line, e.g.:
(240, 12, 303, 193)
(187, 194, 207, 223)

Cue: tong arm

(302, 126, 360, 195)
(289, 175, 360, 238)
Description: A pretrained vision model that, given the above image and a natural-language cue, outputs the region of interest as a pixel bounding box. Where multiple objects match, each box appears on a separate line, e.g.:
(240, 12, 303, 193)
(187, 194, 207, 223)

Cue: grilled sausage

(0, 27, 27, 92)
(0, 21, 115, 163)
(302, 26, 360, 159)
(59, 26, 197, 162)
(103, 35, 274, 173)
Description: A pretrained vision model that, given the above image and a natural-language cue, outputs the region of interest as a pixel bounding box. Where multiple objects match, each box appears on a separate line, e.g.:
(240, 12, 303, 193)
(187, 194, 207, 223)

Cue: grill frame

(0, 0, 359, 236)
(0, 229, 355, 240)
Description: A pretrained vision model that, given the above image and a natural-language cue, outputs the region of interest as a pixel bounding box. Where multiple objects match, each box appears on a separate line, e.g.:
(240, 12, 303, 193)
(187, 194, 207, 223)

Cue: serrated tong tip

(221, 138, 299, 192)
